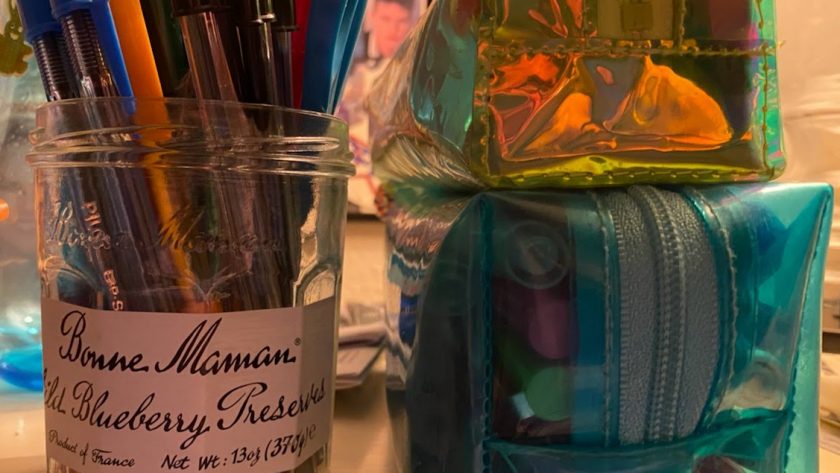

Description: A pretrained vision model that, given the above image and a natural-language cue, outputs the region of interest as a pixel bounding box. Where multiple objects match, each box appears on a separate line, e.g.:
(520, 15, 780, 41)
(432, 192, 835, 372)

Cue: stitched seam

(504, 168, 765, 182)
(482, 43, 774, 58)
(685, 188, 738, 427)
(480, 198, 494, 473)
(761, 43, 771, 170)
(477, 2, 497, 173)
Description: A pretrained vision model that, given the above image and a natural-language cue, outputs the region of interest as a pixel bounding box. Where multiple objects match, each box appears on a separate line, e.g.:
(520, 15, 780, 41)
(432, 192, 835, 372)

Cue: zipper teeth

(610, 190, 657, 446)
(630, 186, 687, 442)
(614, 196, 634, 439)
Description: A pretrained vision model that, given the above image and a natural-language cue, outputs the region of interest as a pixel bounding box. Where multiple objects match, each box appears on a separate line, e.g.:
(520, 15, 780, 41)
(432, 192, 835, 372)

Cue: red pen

(291, 0, 311, 108)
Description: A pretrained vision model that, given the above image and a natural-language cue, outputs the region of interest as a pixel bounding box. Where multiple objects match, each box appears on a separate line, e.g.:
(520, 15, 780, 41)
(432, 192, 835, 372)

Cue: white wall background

(777, 0, 840, 178)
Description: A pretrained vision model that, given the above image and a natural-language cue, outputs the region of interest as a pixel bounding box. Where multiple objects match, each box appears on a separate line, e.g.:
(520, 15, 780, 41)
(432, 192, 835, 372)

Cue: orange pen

(110, 0, 163, 98)
(112, 1, 211, 310)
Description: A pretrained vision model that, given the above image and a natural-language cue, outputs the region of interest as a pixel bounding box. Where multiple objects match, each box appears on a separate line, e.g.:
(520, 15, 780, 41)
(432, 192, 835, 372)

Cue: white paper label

(41, 298, 336, 472)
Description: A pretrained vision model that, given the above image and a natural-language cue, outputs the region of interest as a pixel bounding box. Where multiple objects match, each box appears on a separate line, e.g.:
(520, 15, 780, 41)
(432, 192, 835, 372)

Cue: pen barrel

(32, 32, 78, 102)
(238, 23, 281, 106)
(243, 0, 276, 21)
(60, 10, 119, 98)
(178, 12, 243, 101)
(272, 30, 295, 107)
(272, 0, 297, 30)
(140, 0, 190, 96)
(30, 98, 354, 311)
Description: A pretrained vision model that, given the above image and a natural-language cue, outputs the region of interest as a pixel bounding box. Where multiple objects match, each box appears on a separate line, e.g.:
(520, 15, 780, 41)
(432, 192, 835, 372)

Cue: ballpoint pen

(18, 0, 78, 101)
(112, 1, 207, 311)
(139, 0, 190, 96)
(272, 0, 296, 108)
(290, 0, 310, 108)
(110, 0, 163, 98)
(236, 0, 280, 106)
(44, 1, 172, 315)
(50, 0, 133, 98)
(175, 0, 293, 311)
(232, 1, 301, 311)
(44, 0, 125, 310)
(331, 0, 367, 111)
(300, 0, 349, 112)
(173, 0, 243, 101)
(300, 0, 366, 113)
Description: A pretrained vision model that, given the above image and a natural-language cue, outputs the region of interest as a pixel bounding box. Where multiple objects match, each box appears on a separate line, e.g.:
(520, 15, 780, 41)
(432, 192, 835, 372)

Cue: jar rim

(28, 97, 355, 177)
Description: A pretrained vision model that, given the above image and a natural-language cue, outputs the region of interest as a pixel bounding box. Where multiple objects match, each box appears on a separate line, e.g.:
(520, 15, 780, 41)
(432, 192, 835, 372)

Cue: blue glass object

(1, 51, 44, 392)
(0, 345, 44, 391)
(383, 183, 832, 473)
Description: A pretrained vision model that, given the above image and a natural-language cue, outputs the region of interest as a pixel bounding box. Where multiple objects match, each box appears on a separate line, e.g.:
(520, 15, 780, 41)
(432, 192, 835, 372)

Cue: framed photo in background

(337, 0, 427, 216)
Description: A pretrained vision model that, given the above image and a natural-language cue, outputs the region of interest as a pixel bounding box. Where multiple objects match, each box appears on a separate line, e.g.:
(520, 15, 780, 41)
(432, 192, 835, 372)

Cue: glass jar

(28, 98, 354, 473)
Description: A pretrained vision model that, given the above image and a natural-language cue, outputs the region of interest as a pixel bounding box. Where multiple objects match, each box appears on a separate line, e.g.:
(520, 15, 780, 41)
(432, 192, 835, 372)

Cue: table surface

(1, 361, 838, 473)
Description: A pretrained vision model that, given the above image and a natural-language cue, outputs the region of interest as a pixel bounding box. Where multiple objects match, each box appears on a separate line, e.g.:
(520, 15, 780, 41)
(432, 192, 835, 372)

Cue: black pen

(174, 0, 292, 311)
(272, 0, 297, 108)
(233, 1, 300, 310)
(236, 0, 281, 105)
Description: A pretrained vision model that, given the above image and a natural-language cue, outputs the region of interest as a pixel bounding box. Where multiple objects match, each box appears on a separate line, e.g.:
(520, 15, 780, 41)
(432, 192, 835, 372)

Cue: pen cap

(171, 0, 230, 16)
(272, 0, 296, 30)
(19, 0, 62, 42)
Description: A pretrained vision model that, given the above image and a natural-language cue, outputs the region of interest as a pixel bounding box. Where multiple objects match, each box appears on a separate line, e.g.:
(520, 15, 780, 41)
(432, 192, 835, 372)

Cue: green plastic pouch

(383, 183, 831, 472)
(371, 0, 783, 189)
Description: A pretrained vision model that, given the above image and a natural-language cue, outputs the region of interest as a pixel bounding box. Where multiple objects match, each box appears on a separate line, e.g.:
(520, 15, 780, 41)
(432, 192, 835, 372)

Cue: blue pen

(19, 0, 79, 101)
(329, 0, 367, 111)
(50, 0, 133, 98)
(300, 0, 349, 112)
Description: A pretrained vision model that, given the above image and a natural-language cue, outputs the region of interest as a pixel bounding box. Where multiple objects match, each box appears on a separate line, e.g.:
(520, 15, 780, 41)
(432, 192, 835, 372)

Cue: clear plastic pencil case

(370, 0, 783, 189)
(383, 183, 831, 473)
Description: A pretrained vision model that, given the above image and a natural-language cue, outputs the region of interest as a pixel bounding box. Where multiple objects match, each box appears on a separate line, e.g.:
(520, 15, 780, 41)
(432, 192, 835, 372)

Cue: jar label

(41, 298, 336, 472)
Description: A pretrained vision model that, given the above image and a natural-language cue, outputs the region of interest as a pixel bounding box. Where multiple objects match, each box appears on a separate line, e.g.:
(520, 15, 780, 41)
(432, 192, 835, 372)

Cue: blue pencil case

(383, 183, 832, 473)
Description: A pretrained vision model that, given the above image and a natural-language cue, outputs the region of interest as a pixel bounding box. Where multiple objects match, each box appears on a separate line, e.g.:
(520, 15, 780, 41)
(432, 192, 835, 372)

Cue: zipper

(605, 186, 720, 445)
(605, 190, 657, 446)
(632, 186, 688, 443)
